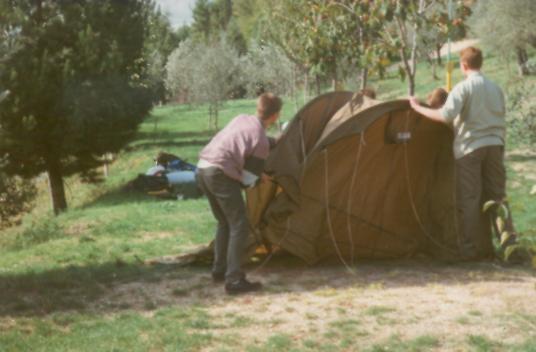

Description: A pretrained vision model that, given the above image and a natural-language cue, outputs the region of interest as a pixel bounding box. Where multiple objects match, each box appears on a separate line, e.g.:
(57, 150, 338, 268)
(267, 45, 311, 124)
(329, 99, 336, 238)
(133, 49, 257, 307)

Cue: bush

(507, 80, 536, 147)
(0, 172, 36, 229)
(13, 219, 64, 249)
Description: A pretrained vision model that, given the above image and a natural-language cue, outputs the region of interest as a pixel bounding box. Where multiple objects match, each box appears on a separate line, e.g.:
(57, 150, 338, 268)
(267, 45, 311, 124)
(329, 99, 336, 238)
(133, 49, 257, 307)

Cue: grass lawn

(1, 52, 535, 351)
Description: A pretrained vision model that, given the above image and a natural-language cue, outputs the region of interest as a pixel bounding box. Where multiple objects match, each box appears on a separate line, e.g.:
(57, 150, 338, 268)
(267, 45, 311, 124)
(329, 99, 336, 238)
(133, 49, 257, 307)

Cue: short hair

(460, 47, 483, 70)
(257, 93, 282, 120)
(427, 88, 448, 109)
(360, 87, 376, 99)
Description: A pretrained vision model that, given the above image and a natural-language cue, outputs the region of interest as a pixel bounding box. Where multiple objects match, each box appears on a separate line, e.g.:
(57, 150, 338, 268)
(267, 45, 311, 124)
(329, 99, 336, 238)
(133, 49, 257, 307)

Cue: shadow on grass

(78, 186, 166, 209)
(124, 139, 211, 153)
(0, 260, 204, 317)
(507, 151, 536, 163)
(1, 253, 533, 318)
(134, 130, 215, 142)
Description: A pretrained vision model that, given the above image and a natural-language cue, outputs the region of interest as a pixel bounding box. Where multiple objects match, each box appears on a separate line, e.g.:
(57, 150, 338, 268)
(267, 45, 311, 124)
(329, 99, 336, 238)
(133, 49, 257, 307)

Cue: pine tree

(192, 0, 213, 42)
(0, 0, 153, 215)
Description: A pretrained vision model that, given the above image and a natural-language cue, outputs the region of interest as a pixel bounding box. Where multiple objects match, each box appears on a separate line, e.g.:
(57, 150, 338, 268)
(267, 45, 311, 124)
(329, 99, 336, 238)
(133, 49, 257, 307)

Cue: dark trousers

(196, 167, 248, 283)
(456, 145, 515, 257)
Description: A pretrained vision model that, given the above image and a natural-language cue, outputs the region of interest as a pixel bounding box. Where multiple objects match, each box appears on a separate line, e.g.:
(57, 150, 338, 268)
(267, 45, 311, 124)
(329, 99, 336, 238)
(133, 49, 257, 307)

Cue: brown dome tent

(246, 91, 460, 265)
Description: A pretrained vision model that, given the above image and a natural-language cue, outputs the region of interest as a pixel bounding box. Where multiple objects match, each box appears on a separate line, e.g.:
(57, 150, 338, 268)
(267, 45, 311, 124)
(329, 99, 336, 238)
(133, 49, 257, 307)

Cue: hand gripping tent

(246, 91, 460, 265)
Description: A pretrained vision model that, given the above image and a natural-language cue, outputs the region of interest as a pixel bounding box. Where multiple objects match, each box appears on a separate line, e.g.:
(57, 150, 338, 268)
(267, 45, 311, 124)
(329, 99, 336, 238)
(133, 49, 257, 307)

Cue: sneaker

(212, 272, 225, 283)
(225, 278, 263, 295)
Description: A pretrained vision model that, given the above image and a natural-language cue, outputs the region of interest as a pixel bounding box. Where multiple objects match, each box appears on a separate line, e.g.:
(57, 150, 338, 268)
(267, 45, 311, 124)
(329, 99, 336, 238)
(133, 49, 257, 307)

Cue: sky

(154, 0, 196, 28)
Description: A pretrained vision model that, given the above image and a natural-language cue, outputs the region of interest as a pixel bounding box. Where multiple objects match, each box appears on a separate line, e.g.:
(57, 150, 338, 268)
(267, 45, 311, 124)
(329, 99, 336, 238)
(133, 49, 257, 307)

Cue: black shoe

(212, 272, 225, 283)
(225, 278, 263, 295)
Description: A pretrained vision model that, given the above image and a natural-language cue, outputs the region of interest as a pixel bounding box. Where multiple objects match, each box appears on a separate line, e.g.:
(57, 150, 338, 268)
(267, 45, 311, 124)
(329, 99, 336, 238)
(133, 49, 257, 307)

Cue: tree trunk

(303, 71, 309, 104)
(516, 47, 530, 76)
(208, 105, 213, 130)
(406, 0, 425, 96)
(47, 158, 67, 215)
(431, 60, 439, 80)
(436, 43, 442, 65)
(292, 65, 299, 114)
(332, 69, 338, 91)
(315, 75, 321, 95)
(407, 73, 416, 96)
(214, 103, 219, 130)
(360, 68, 368, 90)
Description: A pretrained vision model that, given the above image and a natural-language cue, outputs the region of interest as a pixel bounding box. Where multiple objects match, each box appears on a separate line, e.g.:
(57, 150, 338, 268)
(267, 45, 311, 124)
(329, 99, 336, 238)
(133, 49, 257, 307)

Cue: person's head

(459, 46, 483, 76)
(360, 87, 376, 99)
(427, 88, 448, 109)
(257, 93, 282, 128)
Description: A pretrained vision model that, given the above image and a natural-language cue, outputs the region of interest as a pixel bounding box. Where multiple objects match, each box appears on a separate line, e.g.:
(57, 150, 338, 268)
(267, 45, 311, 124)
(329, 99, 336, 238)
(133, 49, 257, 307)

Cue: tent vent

(396, 132, 412, 143)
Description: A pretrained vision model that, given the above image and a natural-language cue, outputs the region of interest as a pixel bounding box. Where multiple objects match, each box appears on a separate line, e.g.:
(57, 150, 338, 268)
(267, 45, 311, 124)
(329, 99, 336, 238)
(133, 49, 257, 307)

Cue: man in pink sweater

(197, 93, 282, 294)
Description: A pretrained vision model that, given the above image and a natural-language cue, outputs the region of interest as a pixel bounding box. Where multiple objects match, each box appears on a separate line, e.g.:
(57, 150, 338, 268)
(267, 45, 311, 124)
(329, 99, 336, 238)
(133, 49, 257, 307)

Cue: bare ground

(91, 259, 536, 350)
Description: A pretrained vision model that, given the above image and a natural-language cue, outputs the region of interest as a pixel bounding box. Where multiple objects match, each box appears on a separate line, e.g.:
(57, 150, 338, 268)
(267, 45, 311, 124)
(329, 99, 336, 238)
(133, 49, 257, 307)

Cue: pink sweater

(199, 114, 270, 182)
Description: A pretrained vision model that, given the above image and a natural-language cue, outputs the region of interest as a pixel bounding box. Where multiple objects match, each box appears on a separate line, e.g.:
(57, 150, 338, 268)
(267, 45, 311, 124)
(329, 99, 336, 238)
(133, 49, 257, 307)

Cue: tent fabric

(246, 91, 459, 264)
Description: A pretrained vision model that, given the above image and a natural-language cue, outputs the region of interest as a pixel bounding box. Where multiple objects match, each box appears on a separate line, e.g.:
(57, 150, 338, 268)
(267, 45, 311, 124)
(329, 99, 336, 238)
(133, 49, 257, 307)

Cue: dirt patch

(138, 231, 176, 242)
(91, 261, 536, 349)
(64, 221, 97, 236)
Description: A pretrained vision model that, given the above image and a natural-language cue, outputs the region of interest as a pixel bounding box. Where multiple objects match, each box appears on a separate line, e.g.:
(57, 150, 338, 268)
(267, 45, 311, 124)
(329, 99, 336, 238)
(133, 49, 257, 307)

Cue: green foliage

(13, 218, 64, 249)
(243, 42, 294, 97)
(192, 0, 213, 42)
(507, 80, 536, 147)
(0, 0, 154, 214)
(143, 0, 184, 103)
(190, 0, 247, 53)
(471, 0, 536, 76)
(260, 0, 469, 92)
(234, 0, 265, 42)
(0, 171, 36, 229)
(165, 38, 244, 129)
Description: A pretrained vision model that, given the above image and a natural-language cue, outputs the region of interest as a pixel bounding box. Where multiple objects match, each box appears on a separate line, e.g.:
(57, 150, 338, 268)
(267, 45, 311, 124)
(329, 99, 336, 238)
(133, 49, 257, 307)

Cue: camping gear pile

(127, 152, 202, 199)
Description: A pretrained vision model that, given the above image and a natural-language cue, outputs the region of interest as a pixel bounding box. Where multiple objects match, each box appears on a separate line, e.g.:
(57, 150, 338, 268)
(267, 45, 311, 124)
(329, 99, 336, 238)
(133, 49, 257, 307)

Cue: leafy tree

(333, 0, 397, 89)
(414, 0, 470, 81)
(243, 42, 294, 97)
(471, 0, 536, 76)
(225, 17, 248, 55)
(191, 0, 247, 53)
(176, 25, 191, 42)
(0, 0, 153, 215)
(144, 0, 182, 103)
(233, 0, 264, 43)
(262, 1, 391, 92)
(380, 0, 468, 95)
(212, 0, 233, 31)
(260, 1, 339, 95)
(192, 0, 213, 42)
(165, 38, 243, 130)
